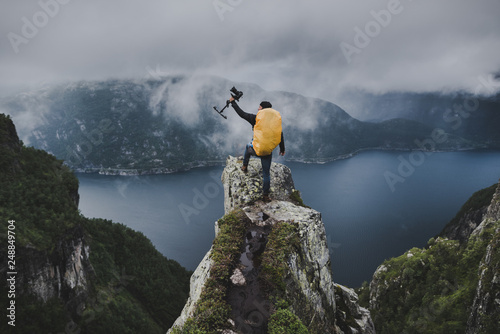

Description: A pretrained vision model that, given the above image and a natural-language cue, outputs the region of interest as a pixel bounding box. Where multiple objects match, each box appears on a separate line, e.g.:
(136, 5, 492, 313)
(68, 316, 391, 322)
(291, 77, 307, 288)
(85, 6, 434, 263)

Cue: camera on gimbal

(213, 86, 244, 119)
(230, 86, 243, 101)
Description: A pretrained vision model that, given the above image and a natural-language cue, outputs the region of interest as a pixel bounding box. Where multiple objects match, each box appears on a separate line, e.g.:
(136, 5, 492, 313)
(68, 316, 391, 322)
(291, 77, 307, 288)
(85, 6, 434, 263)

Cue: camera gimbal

(213, 86, 243, 119)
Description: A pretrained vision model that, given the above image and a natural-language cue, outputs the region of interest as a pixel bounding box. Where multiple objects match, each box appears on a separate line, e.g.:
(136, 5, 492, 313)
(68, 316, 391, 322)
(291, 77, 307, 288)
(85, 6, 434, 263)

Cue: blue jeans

(243, 143, 272, 195)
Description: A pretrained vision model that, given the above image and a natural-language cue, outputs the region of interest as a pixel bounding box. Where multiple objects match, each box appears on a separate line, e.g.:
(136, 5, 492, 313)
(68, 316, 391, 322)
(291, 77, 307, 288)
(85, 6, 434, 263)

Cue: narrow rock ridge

(168, 156, 374, 333)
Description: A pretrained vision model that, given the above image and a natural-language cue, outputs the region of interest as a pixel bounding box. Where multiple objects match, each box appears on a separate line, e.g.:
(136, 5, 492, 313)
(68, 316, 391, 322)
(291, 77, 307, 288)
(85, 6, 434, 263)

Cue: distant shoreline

(71, 147, 500, 176)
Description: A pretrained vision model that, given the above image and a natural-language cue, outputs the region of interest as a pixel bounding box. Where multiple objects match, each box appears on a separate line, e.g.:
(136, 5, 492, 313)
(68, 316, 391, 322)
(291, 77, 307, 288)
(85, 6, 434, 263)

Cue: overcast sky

(1, 0, 500, 100)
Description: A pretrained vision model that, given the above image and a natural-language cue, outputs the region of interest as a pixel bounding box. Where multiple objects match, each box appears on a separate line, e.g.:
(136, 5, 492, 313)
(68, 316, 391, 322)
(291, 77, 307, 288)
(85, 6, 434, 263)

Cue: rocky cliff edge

(368, 180, 500, 333)
(168, 156, 374, 334)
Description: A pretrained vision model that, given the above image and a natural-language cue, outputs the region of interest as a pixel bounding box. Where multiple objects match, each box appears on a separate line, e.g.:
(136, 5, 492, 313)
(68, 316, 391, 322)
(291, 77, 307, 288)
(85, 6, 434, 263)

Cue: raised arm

(229, 98, 256, 126)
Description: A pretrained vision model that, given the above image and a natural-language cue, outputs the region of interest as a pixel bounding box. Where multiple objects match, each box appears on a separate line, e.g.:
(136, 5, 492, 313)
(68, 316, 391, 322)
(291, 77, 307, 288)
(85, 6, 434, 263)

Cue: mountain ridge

(0, 75, 485, 174)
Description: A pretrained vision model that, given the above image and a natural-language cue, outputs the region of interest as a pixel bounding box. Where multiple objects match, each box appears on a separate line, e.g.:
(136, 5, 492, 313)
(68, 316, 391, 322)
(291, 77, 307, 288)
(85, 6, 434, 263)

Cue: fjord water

(77, 150, 500, 287)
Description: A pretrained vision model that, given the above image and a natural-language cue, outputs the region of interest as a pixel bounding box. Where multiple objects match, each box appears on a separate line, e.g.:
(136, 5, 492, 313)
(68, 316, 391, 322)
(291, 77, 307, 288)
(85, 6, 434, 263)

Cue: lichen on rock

(221, 155, 295, 214)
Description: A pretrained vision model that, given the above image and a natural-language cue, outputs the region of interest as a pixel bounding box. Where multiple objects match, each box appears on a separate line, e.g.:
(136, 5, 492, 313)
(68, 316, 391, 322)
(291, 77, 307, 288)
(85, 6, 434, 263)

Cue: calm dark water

(77, 150, 500, 287)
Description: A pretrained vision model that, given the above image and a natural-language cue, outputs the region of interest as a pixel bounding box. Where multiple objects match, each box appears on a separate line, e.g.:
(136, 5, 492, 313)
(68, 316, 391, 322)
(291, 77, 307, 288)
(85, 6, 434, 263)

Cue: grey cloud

(1, 0, 500, 101)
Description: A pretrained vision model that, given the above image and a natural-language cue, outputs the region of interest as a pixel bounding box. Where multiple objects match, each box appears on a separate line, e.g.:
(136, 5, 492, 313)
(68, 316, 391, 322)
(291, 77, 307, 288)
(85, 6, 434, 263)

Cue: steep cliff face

(466, 182, 500, 334)
(439, 208, 488, 243)
(368, 180, 500, 333)
(0, 113, 22, 173)
(169, 156, 374, 334)
(1, 113, 191, 333)
(1, 114, 92, 319)
(439, 183, 498, 243)
(17, 226, 94, 314)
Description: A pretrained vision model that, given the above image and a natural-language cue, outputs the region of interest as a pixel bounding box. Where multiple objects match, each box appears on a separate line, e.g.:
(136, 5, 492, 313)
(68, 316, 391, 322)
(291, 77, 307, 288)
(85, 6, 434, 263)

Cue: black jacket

(231, 101, 285, 153)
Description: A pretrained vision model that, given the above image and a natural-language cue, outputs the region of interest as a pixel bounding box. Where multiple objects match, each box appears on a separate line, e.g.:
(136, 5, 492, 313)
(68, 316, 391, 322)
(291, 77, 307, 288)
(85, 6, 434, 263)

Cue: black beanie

(260, 101, 272, 109)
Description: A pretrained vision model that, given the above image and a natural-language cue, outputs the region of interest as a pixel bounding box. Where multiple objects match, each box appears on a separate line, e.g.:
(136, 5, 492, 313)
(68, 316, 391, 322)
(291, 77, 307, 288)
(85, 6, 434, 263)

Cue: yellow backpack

(253, 108, 282, 156)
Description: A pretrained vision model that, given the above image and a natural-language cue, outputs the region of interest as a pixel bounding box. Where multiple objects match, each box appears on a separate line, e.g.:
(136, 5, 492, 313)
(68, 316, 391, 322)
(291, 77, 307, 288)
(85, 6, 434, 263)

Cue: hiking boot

(262, 194, 271, 202)
(241, 165, 248, 173)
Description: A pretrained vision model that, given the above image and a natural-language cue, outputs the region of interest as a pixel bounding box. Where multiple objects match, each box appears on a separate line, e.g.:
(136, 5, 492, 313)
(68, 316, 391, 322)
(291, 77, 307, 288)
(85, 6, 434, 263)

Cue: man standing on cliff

(229, 97, 285, 201)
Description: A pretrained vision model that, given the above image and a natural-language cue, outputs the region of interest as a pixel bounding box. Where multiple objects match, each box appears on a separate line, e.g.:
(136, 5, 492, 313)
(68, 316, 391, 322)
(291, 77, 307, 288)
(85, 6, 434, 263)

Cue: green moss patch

(260, 221, 301, 293)
(371, 222, 498, 333)
(289, 189, 310, 208)
(260, 220, 309, 332)
(171, 210, 250, 333)
(268, 308, 309, 334)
